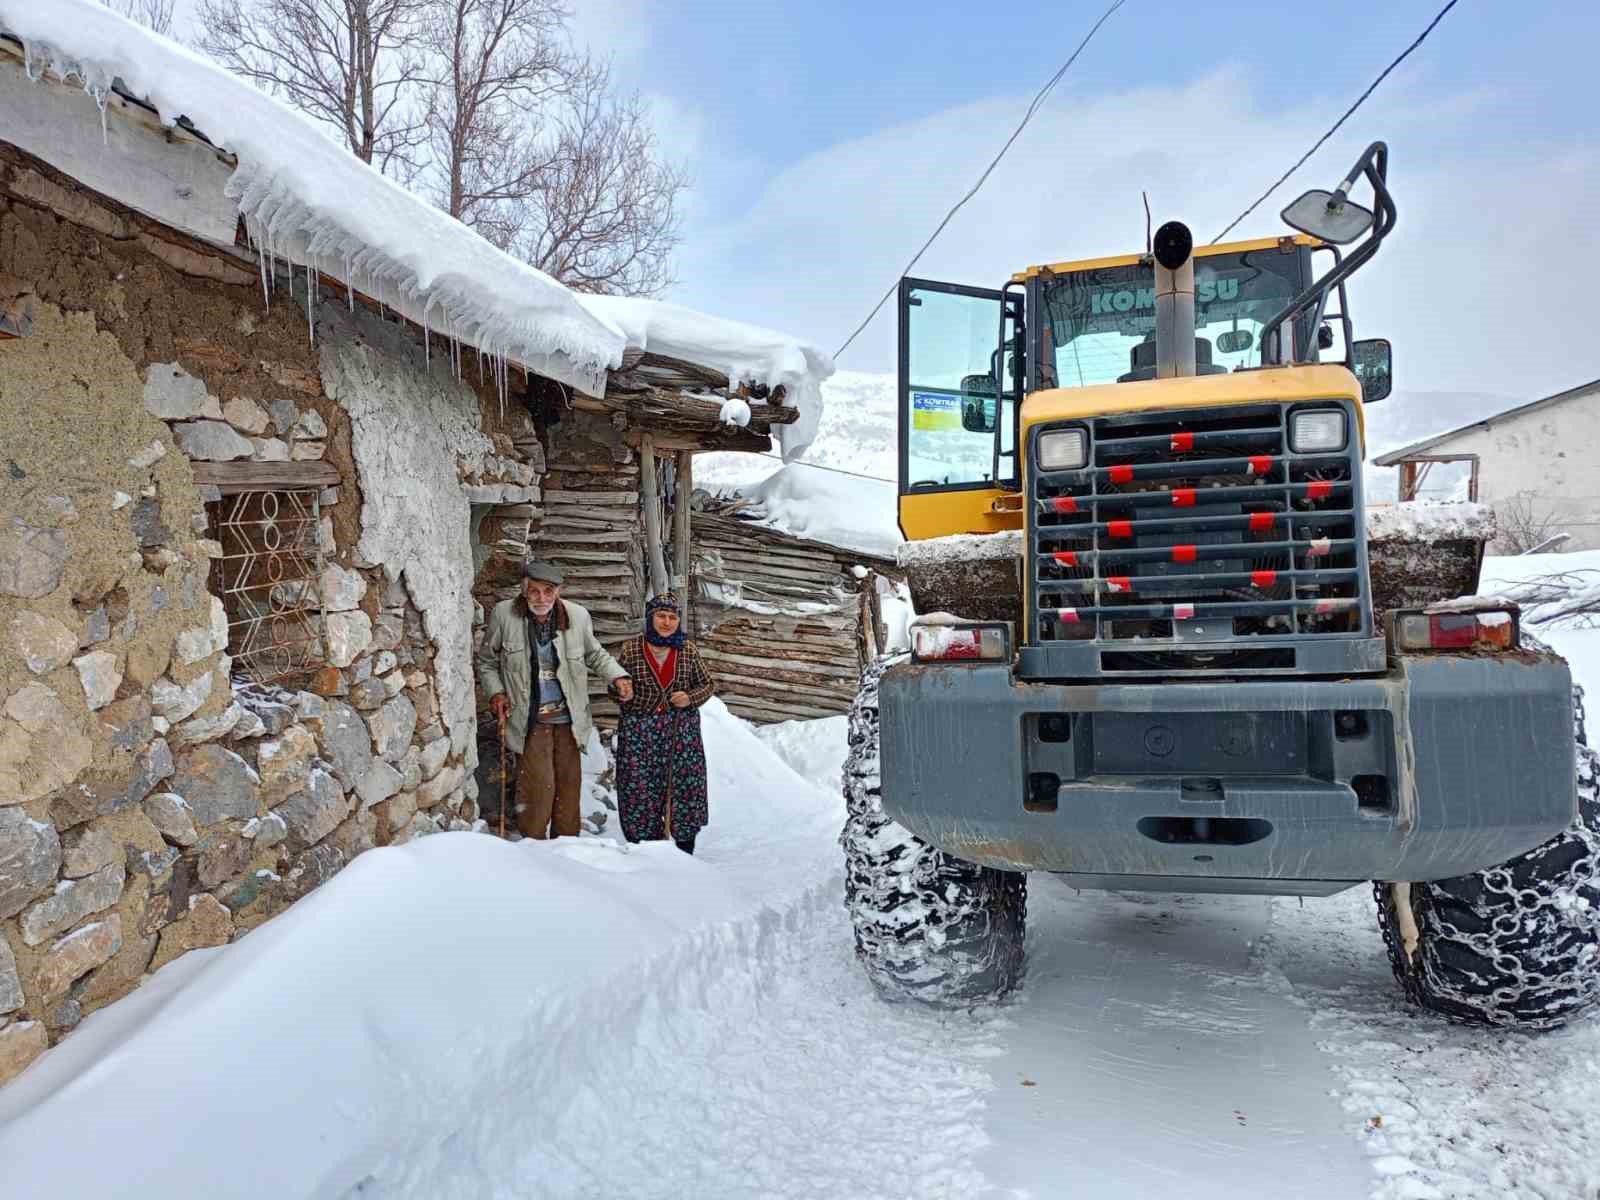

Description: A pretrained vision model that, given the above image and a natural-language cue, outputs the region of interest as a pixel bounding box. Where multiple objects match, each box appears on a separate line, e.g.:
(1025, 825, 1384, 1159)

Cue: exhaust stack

(1152, 221, 1195, 378)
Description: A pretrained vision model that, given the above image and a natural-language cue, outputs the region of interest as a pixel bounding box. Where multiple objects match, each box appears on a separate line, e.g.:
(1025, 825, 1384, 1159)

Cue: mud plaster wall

(319, 303, 494, 768)
(0, 162, 545, 1084)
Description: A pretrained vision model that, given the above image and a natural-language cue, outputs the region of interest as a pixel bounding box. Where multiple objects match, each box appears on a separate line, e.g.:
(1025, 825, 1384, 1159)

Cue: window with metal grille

(207, 489, 328, 685)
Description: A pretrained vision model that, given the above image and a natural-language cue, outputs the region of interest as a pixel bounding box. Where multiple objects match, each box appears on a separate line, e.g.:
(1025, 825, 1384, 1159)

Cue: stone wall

(0, 162, 546, 1085)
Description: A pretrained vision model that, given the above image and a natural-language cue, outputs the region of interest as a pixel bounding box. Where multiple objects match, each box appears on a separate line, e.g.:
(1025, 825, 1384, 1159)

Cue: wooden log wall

(528, 457, 646, 725)
(690, 513, 897, 725)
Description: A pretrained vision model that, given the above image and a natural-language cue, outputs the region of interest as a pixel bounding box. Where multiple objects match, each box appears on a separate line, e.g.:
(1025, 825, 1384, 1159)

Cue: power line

(725, 453, 896, 484)
(831, 0, 1127, 361)
(1211, 0, 1460, 245)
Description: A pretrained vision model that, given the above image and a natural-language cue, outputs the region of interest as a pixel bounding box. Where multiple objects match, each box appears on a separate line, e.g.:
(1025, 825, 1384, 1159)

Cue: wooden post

(639, 435, 670, 597)
(674, 450, 693, 602)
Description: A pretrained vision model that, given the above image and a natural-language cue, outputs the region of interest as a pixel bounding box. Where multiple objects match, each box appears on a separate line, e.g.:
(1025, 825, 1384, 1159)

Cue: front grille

(1030, 403, 1367, 673)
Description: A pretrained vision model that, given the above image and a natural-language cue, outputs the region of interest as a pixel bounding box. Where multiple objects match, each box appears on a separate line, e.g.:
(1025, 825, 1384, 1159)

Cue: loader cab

(899, 239, 1359, 542)
(899, 251, 1393, 544)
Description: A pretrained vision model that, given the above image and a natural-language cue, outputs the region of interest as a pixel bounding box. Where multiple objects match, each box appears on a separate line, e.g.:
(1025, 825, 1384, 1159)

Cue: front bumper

(879, 654, 1576, 888)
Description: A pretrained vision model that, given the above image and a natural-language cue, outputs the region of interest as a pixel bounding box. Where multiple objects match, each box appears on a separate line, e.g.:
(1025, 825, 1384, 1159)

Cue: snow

(1366, 500, 1496, 542)
(696, 370, 901, 551)
(724, 462, 899, 559)
(580, 297, 832, 459)
(5, 696, 1600, 1197)
(1480, 549, 1600, 700)
(0, 0, 832, 440)
(0, 699, 844, 1197)
(717, 395, 752, 427)
(0, 0, 623, 396)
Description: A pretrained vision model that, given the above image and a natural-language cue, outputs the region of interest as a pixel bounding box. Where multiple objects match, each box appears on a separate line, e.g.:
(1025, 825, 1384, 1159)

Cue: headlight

(1290, 409, 1346, 453)
(1037, 428, 1088, 471)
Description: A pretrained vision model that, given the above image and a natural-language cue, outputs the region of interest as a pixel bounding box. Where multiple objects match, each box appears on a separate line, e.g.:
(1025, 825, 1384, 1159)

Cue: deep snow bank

(0, 701, 843, 1197)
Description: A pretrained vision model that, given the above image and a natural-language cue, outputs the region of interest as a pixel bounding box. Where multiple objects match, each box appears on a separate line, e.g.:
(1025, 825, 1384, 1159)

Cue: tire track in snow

(974, 880, 1372, 1198)
(1259, 886, 1600, 1199)
(508, 873, 1004, 1199)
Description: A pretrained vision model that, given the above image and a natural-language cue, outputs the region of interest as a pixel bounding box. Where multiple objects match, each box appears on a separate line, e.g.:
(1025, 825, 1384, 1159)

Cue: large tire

(1376, 668, 1600, 1029)
(841, 654, 1027, 1005)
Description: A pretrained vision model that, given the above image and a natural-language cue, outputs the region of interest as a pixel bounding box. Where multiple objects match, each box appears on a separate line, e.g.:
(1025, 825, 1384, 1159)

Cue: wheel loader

(842, 143, 1600, 1029)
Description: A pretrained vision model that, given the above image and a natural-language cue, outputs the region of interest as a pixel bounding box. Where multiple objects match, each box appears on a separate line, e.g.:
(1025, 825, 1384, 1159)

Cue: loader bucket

(1367, 502, 1497, 623)
(899, 531, 1025, 629)
(894, 502, 1497, 637)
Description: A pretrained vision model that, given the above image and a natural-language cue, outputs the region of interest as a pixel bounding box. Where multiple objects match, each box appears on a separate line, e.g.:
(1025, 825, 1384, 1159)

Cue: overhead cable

(1210, 0, 1460, 244)
(831, 0, 1127, 361)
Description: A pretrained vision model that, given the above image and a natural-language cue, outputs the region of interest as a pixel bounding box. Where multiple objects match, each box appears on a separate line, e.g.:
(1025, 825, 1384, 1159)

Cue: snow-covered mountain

(697, 370, 1524, 527)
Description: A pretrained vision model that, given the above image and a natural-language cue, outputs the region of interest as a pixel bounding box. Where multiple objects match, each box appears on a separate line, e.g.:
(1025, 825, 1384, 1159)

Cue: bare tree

(418, 0, 576, 230)
(196, 0, 429, 174)
(417, 0, 684, 295)
(102, 0, 176, 32)
(513, 72, 685, 295)
(195, 0, 686, 294)
(1493, 492, 1568, 556)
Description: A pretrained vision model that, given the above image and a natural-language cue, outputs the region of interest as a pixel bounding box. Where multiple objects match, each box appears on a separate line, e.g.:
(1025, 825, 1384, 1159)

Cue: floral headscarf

(645, 592, 686, 649)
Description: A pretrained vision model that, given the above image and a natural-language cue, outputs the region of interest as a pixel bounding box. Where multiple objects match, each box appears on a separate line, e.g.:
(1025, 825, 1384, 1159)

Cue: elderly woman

(614, 593, 716, 854)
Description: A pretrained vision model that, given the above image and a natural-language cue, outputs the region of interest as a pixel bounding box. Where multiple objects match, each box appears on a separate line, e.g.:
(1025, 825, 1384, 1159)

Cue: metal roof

(1373, 377, 1600, 465)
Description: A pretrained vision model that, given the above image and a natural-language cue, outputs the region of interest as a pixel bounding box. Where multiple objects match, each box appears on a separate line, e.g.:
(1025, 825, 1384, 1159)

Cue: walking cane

(497, 709, 509, 839)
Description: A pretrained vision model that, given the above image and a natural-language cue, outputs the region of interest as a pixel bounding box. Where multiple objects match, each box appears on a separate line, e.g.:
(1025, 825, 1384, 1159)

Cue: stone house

(0, 11, 830, 1086)
(1374, 378, 1600, 552)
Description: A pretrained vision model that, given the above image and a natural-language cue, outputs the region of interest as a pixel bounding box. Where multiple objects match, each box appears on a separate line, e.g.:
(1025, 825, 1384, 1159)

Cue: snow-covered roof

(1373, 377, 1600, 465)
(0, 0, 831, 458)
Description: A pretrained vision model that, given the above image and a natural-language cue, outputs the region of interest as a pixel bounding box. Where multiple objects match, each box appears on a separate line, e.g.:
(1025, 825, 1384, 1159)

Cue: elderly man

(477, 560, 633, 839)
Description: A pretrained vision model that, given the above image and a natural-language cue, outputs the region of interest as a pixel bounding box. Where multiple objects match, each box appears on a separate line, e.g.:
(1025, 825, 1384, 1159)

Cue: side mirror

(960, 372, 997, 432)
(1215, 329, 1254, 354)
(1352, 338, 1392, 403)
(1281, 188, 1375, 245)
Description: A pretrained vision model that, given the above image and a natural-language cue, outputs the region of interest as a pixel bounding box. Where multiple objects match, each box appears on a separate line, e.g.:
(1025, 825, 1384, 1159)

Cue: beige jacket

(476, 596, 628, 750)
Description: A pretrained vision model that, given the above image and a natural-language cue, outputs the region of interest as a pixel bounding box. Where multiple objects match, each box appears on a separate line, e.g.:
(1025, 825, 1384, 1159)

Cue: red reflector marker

(1106, 576, 1132, 593)
(1056, 608, 1080, 624)
(1248, 512, 1275, 533)
(1173, 603, 1195, 620)
(1170, 432, 1195, 452)
(1107, 520, 1134, 539)
(1108, 464, 1134, 484)
(1307, 480, 1334, 501)
(1052, 550, 1079, 567)
(1171, 544, 1197, 563)
(1248, 455, 1273, 476)
(1428, 615, 1480, 649)
(1171, 488, 1196, 507)
(1314, 598, 1350, 614)
(1251, 570, 1278, 589)
(1053, 495, 1079, 514)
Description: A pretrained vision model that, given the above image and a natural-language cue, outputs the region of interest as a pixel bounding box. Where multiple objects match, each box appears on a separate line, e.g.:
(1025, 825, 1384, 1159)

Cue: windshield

(1042, 245, 1311, 388)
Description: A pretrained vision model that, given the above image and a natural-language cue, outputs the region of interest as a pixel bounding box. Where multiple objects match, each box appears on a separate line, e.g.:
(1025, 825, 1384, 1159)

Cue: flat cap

(522, 559, 565, 585)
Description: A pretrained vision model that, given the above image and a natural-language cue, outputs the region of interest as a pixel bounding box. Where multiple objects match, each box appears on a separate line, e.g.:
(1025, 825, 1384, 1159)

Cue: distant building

(1374, 378, 1600, 552)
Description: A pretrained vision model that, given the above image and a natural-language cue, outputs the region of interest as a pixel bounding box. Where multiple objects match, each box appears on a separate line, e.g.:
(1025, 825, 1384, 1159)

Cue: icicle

(345, 253, 355, 312)
(256, 227, 270, 312)
(306, 263, 314, 347)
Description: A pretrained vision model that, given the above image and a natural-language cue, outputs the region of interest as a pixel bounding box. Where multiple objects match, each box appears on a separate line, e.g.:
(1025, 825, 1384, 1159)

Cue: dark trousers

(517, 723, 582, 839)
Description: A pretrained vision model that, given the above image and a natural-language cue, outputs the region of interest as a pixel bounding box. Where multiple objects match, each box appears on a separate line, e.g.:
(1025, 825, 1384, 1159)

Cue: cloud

(670, 66, 1600, 410)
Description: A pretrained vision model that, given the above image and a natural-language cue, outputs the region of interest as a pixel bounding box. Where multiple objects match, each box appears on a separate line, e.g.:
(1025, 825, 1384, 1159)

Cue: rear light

(1389, 604, 1520, 653)
(910, 622, 1011, 664)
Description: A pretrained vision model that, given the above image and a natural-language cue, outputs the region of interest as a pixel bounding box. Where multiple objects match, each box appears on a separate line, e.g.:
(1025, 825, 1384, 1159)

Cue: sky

(169, 0, 1600, 414)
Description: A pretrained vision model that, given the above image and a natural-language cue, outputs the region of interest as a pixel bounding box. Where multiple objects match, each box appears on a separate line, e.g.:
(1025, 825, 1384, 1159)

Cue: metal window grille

(208, 489, 328, 684)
